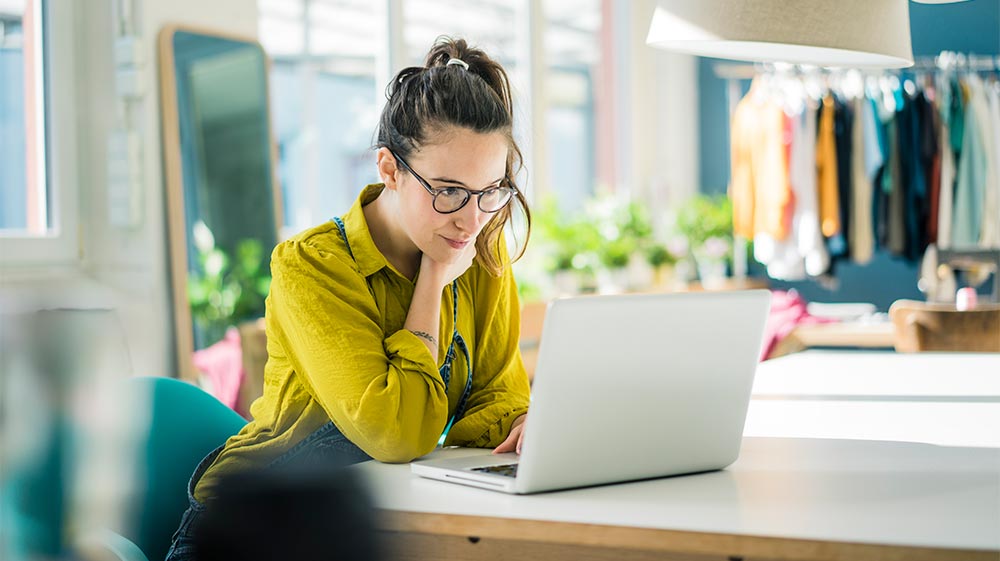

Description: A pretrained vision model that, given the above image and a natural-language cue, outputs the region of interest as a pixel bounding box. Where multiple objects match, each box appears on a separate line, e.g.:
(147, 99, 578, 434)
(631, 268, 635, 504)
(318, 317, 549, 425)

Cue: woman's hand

(418, 242, 477, 291)
(492, 414, 526, 455)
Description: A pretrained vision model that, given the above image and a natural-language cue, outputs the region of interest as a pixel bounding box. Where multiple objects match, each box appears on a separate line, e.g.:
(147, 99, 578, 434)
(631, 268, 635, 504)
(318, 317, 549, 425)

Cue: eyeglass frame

(388, 149, 517, 215)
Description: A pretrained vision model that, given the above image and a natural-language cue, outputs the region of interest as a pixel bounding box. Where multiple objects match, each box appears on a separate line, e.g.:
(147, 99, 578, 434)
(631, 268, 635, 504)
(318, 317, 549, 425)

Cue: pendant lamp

(646, 0, 915, 68)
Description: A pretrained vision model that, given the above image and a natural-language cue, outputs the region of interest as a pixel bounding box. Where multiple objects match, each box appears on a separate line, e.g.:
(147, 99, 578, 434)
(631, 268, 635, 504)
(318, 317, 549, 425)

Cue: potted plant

(645, 243, 676, 287)
(674, 195, 733, 289)
(532, 196, 604, 295)
(188, 221, 272, 349)
(585, 195, 653, 293)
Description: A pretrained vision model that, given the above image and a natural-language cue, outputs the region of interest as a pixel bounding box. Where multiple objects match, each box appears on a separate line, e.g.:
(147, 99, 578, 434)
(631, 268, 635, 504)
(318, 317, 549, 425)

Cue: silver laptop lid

(514, 290, 771, 493)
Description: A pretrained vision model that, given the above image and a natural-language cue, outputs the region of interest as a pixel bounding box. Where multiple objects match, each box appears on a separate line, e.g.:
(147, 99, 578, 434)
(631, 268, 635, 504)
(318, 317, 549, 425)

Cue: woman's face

(387, 128, 509, 265)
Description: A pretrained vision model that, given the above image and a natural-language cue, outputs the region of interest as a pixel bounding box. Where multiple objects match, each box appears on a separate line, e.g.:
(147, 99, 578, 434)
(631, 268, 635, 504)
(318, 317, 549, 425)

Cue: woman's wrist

(416, 256, 450, 293)
(409, 329, 438, 347)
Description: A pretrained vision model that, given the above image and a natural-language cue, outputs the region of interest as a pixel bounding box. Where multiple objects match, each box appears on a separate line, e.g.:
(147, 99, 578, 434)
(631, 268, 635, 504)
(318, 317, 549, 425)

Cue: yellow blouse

(194, 184, 531, 501)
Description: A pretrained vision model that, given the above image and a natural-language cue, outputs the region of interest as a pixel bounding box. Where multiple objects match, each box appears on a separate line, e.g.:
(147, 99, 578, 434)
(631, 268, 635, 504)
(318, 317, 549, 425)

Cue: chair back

(118, 377, 246, 561)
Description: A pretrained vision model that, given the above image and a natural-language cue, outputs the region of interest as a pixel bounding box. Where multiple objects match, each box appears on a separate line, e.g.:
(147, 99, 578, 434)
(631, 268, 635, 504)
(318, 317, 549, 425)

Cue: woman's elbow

(366, 435, 437, 463)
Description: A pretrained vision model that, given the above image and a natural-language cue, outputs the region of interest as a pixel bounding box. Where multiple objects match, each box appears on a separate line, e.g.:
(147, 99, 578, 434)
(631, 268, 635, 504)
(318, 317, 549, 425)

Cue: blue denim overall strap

(332, 216, 473, 438)
(440, 282, 474, 438)
(332, 216, 355, 260)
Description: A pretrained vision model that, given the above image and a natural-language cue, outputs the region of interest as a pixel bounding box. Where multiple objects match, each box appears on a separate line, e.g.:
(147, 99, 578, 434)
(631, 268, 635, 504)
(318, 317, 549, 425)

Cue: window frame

(0, 0, 80, 267)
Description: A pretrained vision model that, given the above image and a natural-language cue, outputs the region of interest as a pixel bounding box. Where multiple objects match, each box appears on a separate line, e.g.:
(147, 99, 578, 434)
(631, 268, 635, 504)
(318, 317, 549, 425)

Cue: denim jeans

(164, 421, 371, 561)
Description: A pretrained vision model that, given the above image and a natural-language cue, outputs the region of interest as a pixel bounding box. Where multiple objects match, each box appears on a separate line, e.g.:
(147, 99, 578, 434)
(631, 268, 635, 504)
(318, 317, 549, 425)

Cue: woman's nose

(455, 198, 487, 232)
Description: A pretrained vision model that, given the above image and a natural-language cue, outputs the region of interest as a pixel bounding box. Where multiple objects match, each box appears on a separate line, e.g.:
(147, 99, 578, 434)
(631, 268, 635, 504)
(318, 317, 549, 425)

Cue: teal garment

(952, 78, 987, 248)
(882, 118, 897, 197)
(868, 95, 887, 177)
(949, 78, 965, 155)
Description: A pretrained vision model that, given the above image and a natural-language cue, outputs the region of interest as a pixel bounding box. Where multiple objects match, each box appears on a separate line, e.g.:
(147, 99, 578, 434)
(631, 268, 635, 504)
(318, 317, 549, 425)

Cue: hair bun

(425, 37, 474, 70)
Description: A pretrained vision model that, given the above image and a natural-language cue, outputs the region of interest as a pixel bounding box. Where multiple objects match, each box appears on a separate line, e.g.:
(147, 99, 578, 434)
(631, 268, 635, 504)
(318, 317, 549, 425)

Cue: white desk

(357, 351, 1000, 561)
(748, 351, 1000, 448)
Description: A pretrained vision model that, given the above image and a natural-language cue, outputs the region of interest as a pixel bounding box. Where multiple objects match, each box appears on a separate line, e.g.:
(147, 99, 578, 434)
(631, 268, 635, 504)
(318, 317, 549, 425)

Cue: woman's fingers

(492, 424, 522, 454)
(492, 414, 528, 455)
(492, 433, 514, 454)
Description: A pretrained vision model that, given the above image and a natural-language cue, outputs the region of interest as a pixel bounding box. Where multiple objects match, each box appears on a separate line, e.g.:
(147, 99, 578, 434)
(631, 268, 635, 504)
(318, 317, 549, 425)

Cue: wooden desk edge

(769, 322, 896, 359)
(377, 510, 997, 561)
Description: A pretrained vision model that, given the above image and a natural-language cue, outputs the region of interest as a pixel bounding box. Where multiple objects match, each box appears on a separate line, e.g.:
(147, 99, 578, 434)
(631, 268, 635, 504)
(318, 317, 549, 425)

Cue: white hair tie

(447, 57, 469, 71)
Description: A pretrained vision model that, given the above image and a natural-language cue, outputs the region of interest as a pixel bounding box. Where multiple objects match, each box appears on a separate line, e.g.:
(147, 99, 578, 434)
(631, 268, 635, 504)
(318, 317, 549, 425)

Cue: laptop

(411, 289, 771, 494)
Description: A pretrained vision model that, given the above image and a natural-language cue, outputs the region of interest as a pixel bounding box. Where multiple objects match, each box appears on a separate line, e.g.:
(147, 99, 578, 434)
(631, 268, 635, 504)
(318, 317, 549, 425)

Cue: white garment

(794, 102, 829, 277)
(980, 80, 1000, 248)
(754, 104, 807, 281)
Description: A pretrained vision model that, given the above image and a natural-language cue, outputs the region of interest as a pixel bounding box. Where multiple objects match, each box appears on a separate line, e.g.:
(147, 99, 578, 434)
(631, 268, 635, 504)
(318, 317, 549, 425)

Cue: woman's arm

(404, 243, 478, 356)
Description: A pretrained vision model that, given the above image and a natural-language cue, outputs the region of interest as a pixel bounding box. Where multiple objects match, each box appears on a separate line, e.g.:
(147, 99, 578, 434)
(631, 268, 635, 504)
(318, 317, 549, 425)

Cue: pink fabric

(759, 290, 833, 361)
(192, 327, 245, 414)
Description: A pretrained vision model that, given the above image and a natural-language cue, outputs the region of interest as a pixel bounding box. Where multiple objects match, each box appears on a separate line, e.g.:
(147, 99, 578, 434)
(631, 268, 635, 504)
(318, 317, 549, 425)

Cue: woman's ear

(376, 147, 400, 190)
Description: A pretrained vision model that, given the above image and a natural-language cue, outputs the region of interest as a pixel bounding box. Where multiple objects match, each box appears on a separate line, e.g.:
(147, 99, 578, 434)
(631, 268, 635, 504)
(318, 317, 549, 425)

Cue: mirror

(158, 26, 282, 382)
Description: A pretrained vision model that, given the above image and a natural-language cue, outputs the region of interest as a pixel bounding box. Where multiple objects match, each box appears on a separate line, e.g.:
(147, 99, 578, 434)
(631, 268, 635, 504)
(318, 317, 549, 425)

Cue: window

(259, 0, 380, 237)
(402, 0, 518, 68)
(1, 0, 47, 235)
(0, 0, 79, 265)
(257, 0, 604, 235)
(544, 0, 601, 212)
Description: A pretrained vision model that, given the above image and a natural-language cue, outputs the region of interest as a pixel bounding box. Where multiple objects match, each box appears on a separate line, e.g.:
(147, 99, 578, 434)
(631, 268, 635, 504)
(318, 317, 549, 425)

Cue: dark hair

(375, 36, 530, 276)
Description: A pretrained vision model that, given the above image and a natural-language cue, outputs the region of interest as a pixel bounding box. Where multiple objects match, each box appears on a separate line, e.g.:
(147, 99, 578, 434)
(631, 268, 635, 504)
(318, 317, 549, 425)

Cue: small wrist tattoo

(410, 330, 438, 346)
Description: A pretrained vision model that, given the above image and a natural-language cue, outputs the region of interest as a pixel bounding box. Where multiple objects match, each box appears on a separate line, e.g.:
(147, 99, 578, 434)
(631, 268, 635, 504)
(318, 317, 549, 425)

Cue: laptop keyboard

(471, 463, 519, 478)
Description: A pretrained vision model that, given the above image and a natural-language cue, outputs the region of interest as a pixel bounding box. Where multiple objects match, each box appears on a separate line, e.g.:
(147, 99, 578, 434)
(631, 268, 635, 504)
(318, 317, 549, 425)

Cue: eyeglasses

(390, 150, 517, 214)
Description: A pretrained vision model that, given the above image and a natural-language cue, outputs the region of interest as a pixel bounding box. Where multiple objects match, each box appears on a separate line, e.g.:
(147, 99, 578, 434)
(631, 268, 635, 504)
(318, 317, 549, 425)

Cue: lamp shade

(646, 0, 914, 68)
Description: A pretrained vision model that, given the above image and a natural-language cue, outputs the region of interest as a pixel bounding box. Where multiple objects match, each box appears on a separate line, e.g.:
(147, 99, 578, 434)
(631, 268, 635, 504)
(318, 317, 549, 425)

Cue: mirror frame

(157, 24, 283, 382)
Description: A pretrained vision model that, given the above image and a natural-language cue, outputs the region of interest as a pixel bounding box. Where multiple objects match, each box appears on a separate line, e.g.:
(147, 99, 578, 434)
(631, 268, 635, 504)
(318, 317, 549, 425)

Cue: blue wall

(696, 0, 1000, 310)
(909, 0, 1000, 56)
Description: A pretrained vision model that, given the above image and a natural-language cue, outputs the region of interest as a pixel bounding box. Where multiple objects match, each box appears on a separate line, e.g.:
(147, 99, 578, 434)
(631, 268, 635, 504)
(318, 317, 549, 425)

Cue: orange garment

(729, 84, 793, 240)
(816, 94, 841, 237)
(781, 111, 796, 237)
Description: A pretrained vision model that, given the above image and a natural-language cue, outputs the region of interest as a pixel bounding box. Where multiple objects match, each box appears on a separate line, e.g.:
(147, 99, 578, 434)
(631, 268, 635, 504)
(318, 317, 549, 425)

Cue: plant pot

(652, 264, 675, 289)
(696, 258, 728, 290)
(597, 267, 629, 294)
(553, 270, 579, 296)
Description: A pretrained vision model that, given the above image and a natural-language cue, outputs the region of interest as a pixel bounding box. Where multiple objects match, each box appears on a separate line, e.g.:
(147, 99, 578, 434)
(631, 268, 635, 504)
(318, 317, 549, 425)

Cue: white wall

(1, 0, 258, 377)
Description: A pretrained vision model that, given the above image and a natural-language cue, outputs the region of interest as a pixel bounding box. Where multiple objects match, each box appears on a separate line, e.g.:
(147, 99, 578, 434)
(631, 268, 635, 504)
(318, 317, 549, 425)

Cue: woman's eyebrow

(428, 176, 506, 188)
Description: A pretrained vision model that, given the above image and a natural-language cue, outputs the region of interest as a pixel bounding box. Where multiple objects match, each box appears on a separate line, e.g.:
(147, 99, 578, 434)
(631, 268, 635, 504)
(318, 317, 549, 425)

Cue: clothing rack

(714, 51, 1000, 80)
(715, 51, 1000, 282)
(915, 51, 1000, 72)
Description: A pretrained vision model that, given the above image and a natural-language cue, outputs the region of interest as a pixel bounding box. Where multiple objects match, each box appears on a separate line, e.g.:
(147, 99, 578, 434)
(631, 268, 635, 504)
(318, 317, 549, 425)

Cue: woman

(165, 37, 531, 560)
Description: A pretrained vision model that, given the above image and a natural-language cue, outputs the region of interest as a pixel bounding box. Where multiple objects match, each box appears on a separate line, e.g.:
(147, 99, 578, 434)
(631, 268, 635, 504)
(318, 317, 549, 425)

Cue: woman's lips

(443, 236, 471, 249)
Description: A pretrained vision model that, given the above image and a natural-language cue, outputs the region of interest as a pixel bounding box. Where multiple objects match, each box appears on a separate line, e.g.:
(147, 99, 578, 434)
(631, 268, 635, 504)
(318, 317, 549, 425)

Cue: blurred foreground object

(195, 466, 381, 561)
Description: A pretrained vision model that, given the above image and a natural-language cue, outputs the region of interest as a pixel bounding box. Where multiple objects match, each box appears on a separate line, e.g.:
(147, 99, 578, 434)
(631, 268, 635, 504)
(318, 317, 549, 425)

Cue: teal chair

(108, 377, 247, 561)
